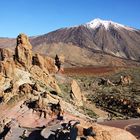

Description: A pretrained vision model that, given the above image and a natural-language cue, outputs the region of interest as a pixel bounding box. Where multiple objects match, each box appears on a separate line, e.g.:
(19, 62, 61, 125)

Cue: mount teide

(1, 18, 140, 66)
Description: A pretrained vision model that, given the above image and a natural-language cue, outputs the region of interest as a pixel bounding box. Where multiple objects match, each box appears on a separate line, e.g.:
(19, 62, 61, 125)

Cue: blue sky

(0, 0, 140, 37)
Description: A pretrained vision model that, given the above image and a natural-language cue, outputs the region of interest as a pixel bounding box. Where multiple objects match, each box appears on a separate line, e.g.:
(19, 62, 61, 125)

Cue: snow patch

(85, 18, 137, 31)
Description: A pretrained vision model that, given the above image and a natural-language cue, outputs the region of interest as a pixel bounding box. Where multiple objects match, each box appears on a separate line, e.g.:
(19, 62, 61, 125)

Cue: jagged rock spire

(15, 33, 32, 68)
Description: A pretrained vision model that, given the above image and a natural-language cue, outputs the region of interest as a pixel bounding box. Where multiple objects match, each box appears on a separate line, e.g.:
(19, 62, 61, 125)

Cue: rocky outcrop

(0, 60, 15, 78)
(0, 48, 13, 61)
(32, 54, 45, 69)
(15, 33, 32, 68)
(32, 53, 57, 73)
(0, 48, 15, 78)
(30, 64, 61, 95)
(70, 80, 85, 106)
(43, 56, 57, 73)
(0, 33, 60, 104)
(119, 75, 132, 85)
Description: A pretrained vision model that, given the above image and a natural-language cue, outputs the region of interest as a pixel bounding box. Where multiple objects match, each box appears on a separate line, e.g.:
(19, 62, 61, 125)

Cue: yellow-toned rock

(70, 80, 85, 106)
(15, 33, 32, 68)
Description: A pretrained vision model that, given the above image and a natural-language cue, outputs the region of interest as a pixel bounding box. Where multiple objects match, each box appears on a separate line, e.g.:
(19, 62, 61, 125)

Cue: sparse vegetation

(69, 67, 140, 119)
(80, 106, 98, 119)
(58, 83, 71, 101)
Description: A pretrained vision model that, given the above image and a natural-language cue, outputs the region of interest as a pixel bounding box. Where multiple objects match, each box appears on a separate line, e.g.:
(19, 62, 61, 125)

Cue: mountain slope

(0, 37, 16, 49)
(0, 18, 140, 66)
(30, 19, 140, 66)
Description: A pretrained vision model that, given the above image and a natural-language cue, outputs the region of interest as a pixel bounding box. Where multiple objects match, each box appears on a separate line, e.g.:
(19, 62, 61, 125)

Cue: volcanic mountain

(1, 18, 140, 66)
(30, 18, 140, 66)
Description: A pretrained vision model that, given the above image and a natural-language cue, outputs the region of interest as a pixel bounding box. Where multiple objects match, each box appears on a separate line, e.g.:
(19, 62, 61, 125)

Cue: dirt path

(85, 102, 108, 120)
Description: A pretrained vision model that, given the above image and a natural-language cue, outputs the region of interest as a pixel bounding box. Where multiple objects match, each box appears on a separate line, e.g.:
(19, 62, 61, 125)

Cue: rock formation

(0, 48, 15, 78)
(32, 53, 57, 73)
(70, 80, 86, 106)
(15, 33, 32, 69)
(0, 33, 61, 103)
(119, 75, 132, 85)
(0, 59, 15, 78)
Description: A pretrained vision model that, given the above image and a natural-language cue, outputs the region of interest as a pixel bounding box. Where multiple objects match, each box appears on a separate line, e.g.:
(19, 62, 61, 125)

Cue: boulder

(49, 81, 62, 95)
(70, 80, 85, 106)
(72, 122, 137, 140)
(15, 33, 32, 68)
(90, 124, 137, 140)
(120, 75, 132, 85)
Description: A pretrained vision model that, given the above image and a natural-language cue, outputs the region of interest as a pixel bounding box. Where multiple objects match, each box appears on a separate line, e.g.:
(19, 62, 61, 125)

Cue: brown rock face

(32, 53, 57, 73)
(15, 33, 32, 68)
(32, 54, 44, 69)
(70, 80, 85, 106)
(0, 48, 15, 78)
(0, 60, 15, 78)
(0, 48, 13, 61)
(19, 83, 32, 94)
(30, 65, 61, 94)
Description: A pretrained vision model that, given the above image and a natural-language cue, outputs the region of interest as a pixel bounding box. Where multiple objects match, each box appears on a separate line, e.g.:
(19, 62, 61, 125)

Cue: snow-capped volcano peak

(85, 18, 135, 31)
(86, 18, 112, 29)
